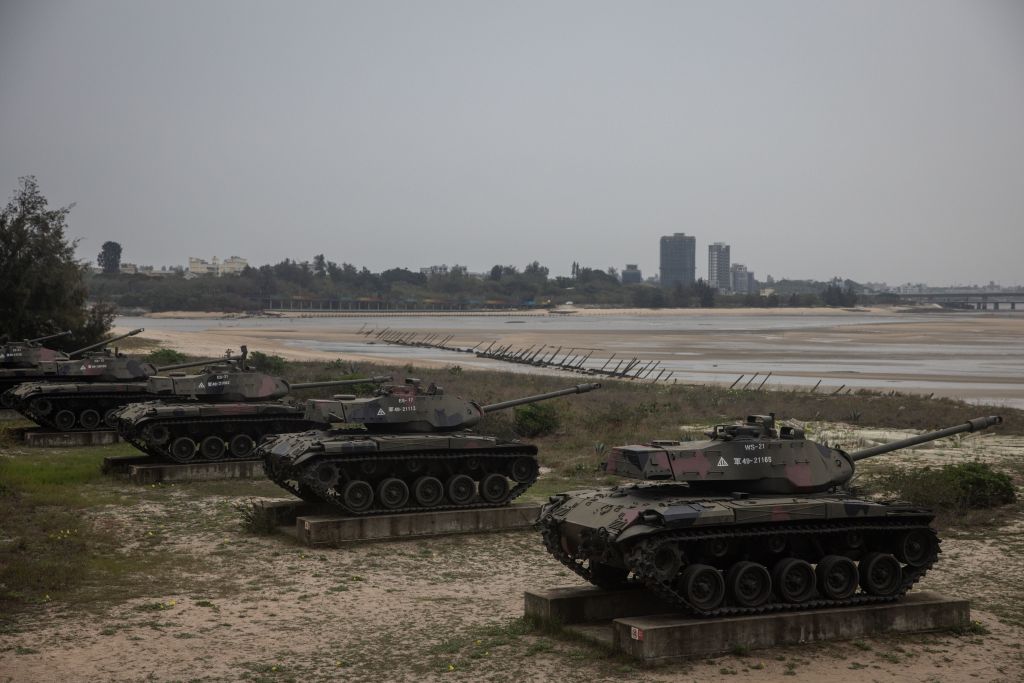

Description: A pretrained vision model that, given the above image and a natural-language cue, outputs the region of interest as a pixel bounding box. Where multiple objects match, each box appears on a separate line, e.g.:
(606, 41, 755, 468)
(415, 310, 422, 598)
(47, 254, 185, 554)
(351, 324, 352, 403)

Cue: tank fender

(616, 523, 662, 544)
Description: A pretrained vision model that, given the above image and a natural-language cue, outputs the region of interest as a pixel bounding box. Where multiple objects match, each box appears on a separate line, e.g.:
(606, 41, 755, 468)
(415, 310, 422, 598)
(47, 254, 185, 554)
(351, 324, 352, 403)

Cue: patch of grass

(234, 499, 279, 535)
(951, 620, 990, 636)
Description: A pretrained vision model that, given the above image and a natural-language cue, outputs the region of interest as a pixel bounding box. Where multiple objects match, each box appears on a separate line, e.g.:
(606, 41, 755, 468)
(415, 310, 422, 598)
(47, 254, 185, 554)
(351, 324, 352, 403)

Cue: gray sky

(2, 1, 1022, 285)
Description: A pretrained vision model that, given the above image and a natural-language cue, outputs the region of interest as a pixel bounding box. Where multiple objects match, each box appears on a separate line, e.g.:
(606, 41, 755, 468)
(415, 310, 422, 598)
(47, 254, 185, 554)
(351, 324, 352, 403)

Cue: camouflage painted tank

(538, 413, 1003, 617)
(0, 328, 144, 398)
(7, 354, 235, 431)
(113, 349, 391, 462)
(0, 331, 72, 368)
(260, 380, 602, 515)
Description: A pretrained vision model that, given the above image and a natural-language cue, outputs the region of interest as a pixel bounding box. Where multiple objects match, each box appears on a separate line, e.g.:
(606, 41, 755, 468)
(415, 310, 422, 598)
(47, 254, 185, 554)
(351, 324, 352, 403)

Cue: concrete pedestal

(24, 429, 121, 448)
(279, 502, 541, 545)
(101, 454, 153, 474)
(128, 459, 264, 484)
(524, 586, 969, 662)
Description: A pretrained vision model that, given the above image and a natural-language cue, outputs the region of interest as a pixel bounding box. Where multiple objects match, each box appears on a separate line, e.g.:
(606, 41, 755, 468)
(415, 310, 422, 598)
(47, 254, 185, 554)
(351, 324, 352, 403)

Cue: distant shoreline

(140, 305, 930, 320)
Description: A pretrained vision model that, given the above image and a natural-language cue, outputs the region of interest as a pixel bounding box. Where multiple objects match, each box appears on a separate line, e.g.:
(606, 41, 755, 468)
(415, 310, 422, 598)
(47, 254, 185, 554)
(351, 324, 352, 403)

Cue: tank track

(122, 414, 316, 463)
(17, 392, 148, 432)
(540, 517, 938, 617)
(264, 449, 538, 516)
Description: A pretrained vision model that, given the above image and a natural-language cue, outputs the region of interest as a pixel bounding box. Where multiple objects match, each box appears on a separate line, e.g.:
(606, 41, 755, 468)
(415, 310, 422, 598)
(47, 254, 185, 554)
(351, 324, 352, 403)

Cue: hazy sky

(2, 1, 1022, 285)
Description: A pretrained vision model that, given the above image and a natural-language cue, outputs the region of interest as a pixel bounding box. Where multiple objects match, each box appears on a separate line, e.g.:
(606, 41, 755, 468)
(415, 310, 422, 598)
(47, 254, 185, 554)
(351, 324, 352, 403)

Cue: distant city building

(220, 256, 249, 275)
(730, 263, 757, 294)
(659, 233, 695, 287)
(708, 242, 731, 292)
(621, 264, 643, 284)
(188, 256, 248, 276)
(419, 265, 450, 276)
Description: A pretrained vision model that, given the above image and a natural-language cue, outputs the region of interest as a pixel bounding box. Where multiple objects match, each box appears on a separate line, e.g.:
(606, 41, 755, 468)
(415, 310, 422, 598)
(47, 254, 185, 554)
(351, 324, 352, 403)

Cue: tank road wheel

(509, 457, 538, 483)
(341, 480, 374, 513)
(103, 409, 119, 428)
(79, 409, 102, 431)
(859, 552, 902, 596)
(446, 474, 476, 505)
(679, 564, 726, 612)
(894, 529, 935, 568)
(169, 437, 197, 463)
(377, 478, 410, 510)
(200, 436, 227, 461)
(816, 555, 859, 600)
(229, 434, 256, 459)
(772, 558, 816, 603)
(54, 410, 77, 431)
(146, 425, 171, 445)
(412, 476, 444, 507)
(589, 561, 630, 589)
(479, 473, 510, 504)
(31, 398, 53, 415)
(727, 561, 773, 607)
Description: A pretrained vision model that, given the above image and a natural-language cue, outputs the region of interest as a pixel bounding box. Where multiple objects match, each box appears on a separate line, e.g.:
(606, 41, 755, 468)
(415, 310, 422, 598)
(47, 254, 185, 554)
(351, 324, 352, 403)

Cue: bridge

(898, 290, 1024, 311)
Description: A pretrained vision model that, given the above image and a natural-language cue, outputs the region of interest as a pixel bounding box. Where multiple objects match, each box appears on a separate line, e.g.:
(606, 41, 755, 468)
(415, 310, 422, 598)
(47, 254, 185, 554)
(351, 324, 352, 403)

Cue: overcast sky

(1, 1, 1022, 285)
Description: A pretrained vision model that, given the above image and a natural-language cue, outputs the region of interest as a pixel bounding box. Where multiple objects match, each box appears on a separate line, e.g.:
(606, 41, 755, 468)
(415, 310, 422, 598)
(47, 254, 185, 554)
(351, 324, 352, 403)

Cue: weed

(235, 499, 279, 535)
(951, 620, 990, 636)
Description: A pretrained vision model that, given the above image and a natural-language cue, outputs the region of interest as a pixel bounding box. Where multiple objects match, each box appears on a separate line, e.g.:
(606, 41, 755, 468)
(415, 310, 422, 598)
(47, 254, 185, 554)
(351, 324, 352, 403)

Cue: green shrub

(513, 402, 561, 438)
(248, 351, 287, 375)
(868, 462, 1016, 511)
(146, 348, 188, 366)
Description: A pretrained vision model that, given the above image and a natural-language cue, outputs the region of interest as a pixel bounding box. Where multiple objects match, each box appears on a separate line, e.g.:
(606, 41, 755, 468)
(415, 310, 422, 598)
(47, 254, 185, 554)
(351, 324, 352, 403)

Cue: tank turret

(604, 413, 1003, 494)
(302, 379, 602, 432)
(537, 413, 1006, 617)
(0, 330, 72, 368)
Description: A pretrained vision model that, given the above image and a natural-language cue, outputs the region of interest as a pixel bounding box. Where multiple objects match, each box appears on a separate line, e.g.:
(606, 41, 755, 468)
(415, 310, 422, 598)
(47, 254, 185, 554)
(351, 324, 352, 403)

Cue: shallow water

(120, 312, 1024, 409)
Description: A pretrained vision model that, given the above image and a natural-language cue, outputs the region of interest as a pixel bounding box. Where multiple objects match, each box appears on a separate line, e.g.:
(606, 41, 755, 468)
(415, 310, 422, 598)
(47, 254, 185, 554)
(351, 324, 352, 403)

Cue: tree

(0, 176, 113, 343)
(97, 241, 122, 273)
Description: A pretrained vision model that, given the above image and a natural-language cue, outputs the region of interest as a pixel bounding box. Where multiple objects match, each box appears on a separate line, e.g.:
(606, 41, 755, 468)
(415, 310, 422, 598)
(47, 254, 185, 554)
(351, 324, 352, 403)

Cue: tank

(7, 354, 238, 431)
(0, 328, 145, 398)
(113, 349, 392, 462)
(537, 413, 1003, 617)
(0, 331, 72, 368)
(259, 380, 603, 515)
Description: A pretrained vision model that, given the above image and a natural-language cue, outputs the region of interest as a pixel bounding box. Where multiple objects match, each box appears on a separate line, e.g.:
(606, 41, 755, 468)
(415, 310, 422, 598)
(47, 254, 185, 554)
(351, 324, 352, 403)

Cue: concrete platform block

(252, 499, 321, 527)
(128, 459, 264, 484)
(524, 586, 672, 624)
(24, 429, 121, 448)
(101, 454, 153, 474)
(614, 592, 969, 662)
(295, 503, 542, 545)
(525, 586, 968, 662)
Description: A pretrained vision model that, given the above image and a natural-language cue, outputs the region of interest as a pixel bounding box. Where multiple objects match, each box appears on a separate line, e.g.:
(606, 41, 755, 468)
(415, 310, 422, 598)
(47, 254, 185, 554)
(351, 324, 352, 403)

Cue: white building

(188, 256, 248, 276)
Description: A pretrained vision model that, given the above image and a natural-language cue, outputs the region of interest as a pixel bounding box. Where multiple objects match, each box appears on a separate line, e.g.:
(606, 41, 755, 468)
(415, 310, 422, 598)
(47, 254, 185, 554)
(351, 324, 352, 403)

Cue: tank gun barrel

(849, 415, 1002, 462)
(155, 354, 244, 372)
(290, 375, 392, 390)
(68, 328, 144, 357)
(27, 330, 72, 345)
(481, 383, 602, 413)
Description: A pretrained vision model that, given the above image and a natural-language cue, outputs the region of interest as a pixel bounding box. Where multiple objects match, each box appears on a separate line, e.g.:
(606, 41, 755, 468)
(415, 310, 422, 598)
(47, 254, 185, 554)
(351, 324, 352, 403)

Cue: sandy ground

(1, 425, 1023, 682)
(117, 309, 1024, 407)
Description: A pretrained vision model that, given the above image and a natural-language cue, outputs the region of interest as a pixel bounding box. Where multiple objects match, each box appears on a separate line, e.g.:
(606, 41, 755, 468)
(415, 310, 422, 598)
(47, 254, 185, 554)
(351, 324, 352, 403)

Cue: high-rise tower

(708, 242, 731, 291)
(659, 233, 696, 287)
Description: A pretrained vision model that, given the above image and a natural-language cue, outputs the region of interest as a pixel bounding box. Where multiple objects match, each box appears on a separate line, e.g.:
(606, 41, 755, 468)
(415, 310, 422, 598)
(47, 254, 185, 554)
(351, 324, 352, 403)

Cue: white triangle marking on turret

(717, 457, 728, 467)
(198, 382, 205, 389)
(376, 408, 386, 416)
